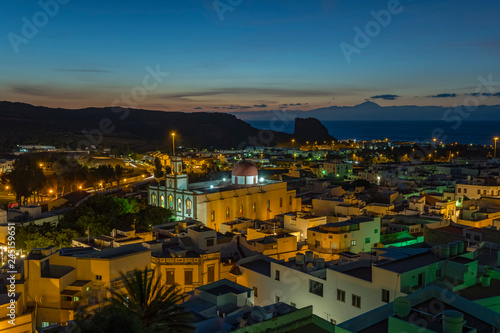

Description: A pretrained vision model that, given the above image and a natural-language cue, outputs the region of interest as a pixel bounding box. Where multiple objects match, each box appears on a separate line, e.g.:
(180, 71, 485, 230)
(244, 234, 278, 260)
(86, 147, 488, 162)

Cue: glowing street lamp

(494, 137, 499, 158)
(171, 132, 176, 156)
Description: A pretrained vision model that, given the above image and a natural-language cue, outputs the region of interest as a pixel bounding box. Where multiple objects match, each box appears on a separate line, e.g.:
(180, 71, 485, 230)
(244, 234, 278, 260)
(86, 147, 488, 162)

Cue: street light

(494, 137, 499, 158)
(171, 132, 176, 156)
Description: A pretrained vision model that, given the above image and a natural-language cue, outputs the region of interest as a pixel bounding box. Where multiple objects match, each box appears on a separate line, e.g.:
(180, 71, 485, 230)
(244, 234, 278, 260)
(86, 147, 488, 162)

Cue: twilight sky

(1, 0, 500, 112)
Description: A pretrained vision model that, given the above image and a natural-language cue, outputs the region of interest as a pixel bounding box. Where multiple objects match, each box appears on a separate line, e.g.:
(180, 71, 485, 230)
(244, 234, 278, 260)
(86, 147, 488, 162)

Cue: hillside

(0, 102, 336, 152)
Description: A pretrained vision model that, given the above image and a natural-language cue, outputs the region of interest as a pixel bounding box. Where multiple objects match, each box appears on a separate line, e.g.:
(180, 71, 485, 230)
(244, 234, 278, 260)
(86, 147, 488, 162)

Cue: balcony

(308, 244, 351, 254)
(61, 300, 79, 310)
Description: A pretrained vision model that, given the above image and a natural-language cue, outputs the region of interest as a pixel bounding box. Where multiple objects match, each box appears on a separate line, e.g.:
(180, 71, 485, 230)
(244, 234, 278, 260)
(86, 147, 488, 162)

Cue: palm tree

(76, 267, 195, 333)
(110, 267, 195, 333)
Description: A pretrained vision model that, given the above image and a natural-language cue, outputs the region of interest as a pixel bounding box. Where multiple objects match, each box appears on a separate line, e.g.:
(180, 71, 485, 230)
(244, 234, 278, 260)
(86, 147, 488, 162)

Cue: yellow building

(149, 160, 301, 231)
(307, 217, 381, 259)
(13, 244, 151, 331)
(150, 245, 221, 294)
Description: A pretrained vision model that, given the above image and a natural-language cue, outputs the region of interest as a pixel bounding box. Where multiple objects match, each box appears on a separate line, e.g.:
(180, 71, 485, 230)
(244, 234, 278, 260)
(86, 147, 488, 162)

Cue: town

(0, 134, 500, 332)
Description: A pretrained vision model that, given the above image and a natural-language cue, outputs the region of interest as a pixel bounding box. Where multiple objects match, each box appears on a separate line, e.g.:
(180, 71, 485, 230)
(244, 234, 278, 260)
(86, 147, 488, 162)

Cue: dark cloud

(370, 94, 400, 100)
(193, 107, 202, 109)
(427, 93, 457, 98)
(159, 88, 331, 101)
(55, 68, 113, 73)
(466, 92, 500, 97)
(289, 103, 302, 106)
(8, 84, 92, 99)
(253, 104, 268, 108)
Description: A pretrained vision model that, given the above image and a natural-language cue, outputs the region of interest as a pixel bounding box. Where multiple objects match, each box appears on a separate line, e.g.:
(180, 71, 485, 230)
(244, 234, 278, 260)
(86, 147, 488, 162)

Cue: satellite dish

(393, 297, 411, 318)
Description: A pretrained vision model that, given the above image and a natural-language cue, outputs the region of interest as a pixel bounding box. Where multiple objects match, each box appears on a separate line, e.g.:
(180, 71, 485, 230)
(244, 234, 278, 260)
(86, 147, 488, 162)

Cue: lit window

(168, 195, 173, 209)
(351, 240, 357, 246)
(252, 202, 256, 213)
(239, 205, 243, 216)
(279, 197, 283, 207)
(267, 200, 270, 210)
(186, 199, 192, 215)
(177, 198, 182, 212)
(160, 195, 165, 208)
(151, 193, 157, 206)
(226, 207, 230, 219)
(211, 210, 215, 222)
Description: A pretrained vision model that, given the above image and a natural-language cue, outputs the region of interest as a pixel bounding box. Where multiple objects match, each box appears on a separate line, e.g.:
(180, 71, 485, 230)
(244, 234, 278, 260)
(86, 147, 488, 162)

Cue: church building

(148, 158, 300, 231)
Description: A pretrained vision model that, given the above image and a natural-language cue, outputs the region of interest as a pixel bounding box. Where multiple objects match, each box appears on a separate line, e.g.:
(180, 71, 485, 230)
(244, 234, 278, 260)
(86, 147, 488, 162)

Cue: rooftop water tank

(439, 245, 450, 259)
(442, 310, 464, 333)
(296, 253, 305, 265)
(449, 242, 458, 257)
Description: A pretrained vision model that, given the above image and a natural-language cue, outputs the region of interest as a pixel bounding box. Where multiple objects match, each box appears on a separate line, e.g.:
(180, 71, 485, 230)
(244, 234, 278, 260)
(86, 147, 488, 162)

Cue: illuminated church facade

(148, 158, 300, 231)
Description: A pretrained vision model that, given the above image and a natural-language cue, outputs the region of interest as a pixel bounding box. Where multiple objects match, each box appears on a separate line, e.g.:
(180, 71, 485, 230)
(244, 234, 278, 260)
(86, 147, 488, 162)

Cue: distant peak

(356, 101, 381, 108)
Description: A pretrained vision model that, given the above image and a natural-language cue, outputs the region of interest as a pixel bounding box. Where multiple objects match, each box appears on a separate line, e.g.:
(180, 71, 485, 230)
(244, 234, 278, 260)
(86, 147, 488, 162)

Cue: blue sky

(1, 0, 500, 111)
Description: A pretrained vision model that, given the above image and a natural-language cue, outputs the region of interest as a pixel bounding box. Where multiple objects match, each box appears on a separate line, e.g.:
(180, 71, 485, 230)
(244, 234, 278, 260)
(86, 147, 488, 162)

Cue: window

(151, 193, 157, 206)
(168, 195, 173, 209)
(352, 295, 361, 308)
(267, 200, 270, 210)
(253, 286, 258, 297)
(186, 199, 192, 215)
(206, 238, 214, 247)
(328, 235, 332, 239)
(42, 322, 50, 328)
(207, 265, 215, 283)
(351, 240, 357, 246)
(184, 269, 193, 285)
(211, 210, 215, 222)
(382, 289, 390, 303)
(458, 188, 462, 193)
(478, 190, 481, 194)
(279, 197, 283, 207)
(177, 198, 182, 212)
(290, 302, 296, 307)
(160, 195, 165, 208)
(309, 280, 323, 297)
(463, 188, 467, 194)
(275, 295, 280, 303)
(275, 270, 280, 281)
(239, 205, 243, 216)
(289, 196, 292, 206)
(166, 270, 175, 284)
(365, 237, 371, 244)
(315, 240, 320, 247)
(374, 229, 378, 234)
(337, 289, 345, 302)
(96, 275, 102, 281)
(252, 202, 256, 213)
(226, 207, 230, 219)
(417, 272, 425, 287)
(436, 269, 442, 278)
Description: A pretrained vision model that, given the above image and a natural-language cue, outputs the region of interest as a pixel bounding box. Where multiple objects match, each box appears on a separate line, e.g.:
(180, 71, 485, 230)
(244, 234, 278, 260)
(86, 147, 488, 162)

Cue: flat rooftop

(240, 259, 271, 277)
(342, 266, 372, 282)
(376, 251, 441, 273)
(459, 279, 500, 301)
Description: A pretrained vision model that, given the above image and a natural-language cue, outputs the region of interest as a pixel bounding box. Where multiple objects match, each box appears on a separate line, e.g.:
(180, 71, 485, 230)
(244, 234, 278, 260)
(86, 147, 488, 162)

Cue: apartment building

(232, 245, 478, 325)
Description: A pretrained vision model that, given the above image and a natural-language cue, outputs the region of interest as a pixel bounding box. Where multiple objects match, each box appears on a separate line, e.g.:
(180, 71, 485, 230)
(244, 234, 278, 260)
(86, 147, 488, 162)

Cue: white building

(232, 245, 477, 324)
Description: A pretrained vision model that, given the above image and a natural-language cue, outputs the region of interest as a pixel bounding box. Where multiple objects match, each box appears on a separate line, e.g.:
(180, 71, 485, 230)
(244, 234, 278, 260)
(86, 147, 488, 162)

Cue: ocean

(246, 120, 500, 145)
